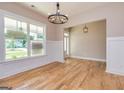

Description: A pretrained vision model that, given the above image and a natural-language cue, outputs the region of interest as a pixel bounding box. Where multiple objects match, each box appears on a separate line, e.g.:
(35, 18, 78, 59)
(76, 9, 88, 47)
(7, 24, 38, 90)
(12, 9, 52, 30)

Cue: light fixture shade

(48, 3, 68, 24)
(83, 25, 88, 33)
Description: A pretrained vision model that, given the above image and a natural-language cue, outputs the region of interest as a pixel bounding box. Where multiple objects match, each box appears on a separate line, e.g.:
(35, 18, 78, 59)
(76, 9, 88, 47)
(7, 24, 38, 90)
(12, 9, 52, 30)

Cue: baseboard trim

(71, 56, 106, 62)
(106, 70, 124, 76)
(107, 37, 124, 41)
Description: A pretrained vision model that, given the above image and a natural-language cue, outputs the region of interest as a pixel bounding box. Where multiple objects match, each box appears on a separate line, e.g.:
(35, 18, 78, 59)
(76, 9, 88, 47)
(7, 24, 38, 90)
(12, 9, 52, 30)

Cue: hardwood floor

(0, 58, 124, 90)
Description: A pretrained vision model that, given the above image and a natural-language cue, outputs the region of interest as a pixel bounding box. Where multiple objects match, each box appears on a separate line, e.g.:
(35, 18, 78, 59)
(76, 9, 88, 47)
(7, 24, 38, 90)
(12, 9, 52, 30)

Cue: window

(64, 32, 69, 57)
(5, 18, 28, 60)
(30, 24, 45, 56)
(3, 17, 46, 61)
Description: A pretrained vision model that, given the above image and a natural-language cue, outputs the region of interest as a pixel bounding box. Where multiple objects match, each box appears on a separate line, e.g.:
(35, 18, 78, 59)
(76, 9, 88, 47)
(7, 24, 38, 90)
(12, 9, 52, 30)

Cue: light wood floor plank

(0, 58, 124, 90)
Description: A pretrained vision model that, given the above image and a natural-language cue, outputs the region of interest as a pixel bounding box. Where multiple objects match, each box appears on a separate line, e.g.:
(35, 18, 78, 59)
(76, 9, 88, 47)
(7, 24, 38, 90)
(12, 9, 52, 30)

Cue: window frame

(0, 9, 47, 63)
(29, 24, 46, 57)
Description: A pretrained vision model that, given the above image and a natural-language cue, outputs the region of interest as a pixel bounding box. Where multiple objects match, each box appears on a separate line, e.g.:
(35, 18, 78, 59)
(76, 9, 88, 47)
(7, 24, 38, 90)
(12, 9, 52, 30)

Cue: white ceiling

(20, 2, 109, 18)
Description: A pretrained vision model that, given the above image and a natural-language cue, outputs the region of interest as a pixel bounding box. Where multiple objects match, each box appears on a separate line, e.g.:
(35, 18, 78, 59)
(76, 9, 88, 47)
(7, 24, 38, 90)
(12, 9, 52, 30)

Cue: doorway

(63, 20, 106, 61)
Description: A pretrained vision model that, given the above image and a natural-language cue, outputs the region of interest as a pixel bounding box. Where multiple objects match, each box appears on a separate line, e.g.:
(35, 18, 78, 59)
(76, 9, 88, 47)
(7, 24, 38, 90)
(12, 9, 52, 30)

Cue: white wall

(56, 3, 124, 75)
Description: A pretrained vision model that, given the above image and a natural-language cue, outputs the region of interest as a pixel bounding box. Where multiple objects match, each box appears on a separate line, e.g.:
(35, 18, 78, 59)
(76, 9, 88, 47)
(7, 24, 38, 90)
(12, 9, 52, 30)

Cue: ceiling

(20, 2, 109, 18)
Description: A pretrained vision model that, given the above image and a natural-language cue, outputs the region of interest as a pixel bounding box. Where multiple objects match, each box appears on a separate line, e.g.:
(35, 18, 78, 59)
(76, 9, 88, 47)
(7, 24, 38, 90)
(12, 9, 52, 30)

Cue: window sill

(0, 55, 47, 64)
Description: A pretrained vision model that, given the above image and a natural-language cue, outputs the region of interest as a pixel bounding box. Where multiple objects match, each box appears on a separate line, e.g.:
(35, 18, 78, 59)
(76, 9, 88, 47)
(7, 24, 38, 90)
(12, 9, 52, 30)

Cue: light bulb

(65, 14, 68, 17)
(58, 10, 60, 12)
(48, 13, 51, 15)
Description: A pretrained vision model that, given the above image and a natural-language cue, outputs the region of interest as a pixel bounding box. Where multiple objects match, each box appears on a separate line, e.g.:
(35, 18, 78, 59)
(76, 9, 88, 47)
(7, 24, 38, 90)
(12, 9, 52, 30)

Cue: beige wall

(0, 2, 57, 41)
(56, 3, 124, 41)
(70, 20, 106, 60)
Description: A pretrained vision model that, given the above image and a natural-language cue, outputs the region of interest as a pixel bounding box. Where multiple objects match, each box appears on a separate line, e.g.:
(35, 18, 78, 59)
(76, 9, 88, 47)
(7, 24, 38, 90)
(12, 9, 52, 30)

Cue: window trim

(0, 9, 47, 63)
(0, 55, 47, 64)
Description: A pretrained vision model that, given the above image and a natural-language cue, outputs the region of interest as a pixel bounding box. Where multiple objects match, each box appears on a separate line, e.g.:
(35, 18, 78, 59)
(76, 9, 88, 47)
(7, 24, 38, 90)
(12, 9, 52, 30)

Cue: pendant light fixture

(48, 2, 68, 24)
(83, 24, 88, 33)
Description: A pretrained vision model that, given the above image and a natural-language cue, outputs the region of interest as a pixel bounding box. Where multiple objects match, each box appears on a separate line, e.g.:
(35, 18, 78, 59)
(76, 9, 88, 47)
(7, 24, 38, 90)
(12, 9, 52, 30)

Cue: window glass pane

(30, 24, 37, 40)
(31, 41, 43, 56)
(4, 17, 28, 60)
(30, 24, 37, 33)
(64, 33, 69, 37)
(37, 27, 44, 40)
(64, 37, 67, 51)
(5, 17, 16, 32)
(67, 37, 69, 55)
